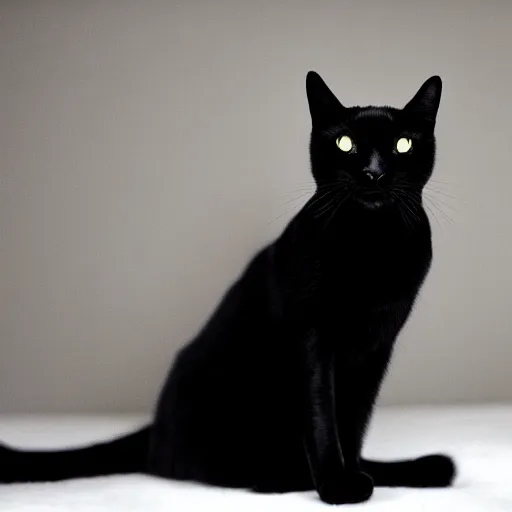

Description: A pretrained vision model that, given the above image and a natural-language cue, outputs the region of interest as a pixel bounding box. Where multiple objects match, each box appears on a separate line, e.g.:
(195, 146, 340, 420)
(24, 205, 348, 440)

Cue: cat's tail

(0, 425, 151, 483)
(361, 454, 456, 488)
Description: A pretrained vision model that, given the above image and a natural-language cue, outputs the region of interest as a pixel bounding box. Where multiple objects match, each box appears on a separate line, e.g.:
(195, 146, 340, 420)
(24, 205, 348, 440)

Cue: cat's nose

(363, 151, 386, 184)
(363, 167, 385, 183)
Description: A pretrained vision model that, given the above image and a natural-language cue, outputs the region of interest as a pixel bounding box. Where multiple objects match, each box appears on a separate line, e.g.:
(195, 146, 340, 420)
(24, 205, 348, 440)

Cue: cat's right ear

(403, 76, 442, 124)
(306, 71, 346, 129)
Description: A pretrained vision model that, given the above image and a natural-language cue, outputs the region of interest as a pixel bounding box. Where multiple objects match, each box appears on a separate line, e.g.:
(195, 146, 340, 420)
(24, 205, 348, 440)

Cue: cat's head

(306, 72, 442, 209)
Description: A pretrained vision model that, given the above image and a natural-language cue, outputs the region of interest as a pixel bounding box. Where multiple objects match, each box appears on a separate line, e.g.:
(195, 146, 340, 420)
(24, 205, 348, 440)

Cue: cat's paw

(412, 454, 456, 487)
(318, 471, 374, 505)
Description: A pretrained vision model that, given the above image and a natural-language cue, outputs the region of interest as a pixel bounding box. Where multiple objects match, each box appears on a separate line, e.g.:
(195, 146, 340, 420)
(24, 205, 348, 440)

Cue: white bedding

(0, 405, 510, 511)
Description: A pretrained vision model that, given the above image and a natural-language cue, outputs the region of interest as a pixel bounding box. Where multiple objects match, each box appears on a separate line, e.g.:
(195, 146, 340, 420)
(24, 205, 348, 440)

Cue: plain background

(1, 0, 511, 413)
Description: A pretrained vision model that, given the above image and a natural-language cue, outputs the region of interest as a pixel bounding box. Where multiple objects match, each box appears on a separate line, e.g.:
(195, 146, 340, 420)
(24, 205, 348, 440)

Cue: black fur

(0, 72, 455, 505)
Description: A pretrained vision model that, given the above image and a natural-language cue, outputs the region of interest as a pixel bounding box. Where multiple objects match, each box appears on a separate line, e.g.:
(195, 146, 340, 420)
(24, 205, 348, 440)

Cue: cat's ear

(306, 71, 346, 129)
(404, 76, 442, 123)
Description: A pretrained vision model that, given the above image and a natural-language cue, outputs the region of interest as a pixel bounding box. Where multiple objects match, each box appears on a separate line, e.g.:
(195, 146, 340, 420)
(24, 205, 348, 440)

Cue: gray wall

(1, 0, 511, 413)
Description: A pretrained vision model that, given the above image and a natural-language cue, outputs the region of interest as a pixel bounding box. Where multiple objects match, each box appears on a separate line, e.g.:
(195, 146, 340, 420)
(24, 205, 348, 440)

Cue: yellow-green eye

(396, 137, 412, 153)
(336, 135, 353, 152)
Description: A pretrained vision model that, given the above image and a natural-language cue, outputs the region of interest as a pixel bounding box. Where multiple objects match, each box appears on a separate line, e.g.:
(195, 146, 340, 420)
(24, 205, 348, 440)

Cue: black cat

(0, 72, 455, 505)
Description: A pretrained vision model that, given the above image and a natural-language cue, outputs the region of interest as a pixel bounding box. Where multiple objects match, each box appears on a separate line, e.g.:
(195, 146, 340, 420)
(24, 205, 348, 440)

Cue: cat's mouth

(356, 189, 388, 209)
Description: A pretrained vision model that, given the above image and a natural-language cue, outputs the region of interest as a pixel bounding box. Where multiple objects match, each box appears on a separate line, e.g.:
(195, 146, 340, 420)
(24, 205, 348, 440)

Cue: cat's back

(155, 241, 294, 416)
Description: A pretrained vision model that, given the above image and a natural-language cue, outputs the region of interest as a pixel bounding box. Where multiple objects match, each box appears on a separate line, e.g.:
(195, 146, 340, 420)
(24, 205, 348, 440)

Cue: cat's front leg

(335, 345, 393, 473)
(301, 328, 374, 505)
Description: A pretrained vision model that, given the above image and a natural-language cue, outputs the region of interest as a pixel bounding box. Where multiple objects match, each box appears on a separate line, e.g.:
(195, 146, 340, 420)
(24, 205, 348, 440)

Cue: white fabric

(0, 405, 511, 511)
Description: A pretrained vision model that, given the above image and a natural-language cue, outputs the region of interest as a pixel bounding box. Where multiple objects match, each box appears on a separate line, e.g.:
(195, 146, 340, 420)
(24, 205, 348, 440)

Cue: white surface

(2, 0, 512, 413)
(0, 405, 511, 511)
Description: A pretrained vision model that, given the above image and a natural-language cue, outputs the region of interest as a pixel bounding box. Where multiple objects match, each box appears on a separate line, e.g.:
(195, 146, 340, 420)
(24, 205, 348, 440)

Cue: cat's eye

(336, 135, 353, 153)
(396, 137, 412, 153)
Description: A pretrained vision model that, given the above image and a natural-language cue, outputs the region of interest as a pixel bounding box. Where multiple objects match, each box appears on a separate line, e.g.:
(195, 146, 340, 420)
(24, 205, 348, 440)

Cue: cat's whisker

(306, 187, 338, 216)
(323, 192, 350, 229)
(279, 180, 337, 199)
(423, 195, 455, 226)
(424, 186, 459, 202)
(422, 201, 444, 233)
(278, 192, 313, 208)
(320, 193, 341, 226)
(424, 190, 458, 213)
(423, 188, 455, 212)
(390, 192, 413, 229)
(393, 190, 421, 221)
(314, 190, 343, 219)
(394, 180, 458, 223)
(286, 182, 332, 194)
(429, 178, 452, 187)
(391, 189, 426, 231)
(268, 191, 314, 225)
(431, 204, 455, 226)
(400, 203, 416, 230)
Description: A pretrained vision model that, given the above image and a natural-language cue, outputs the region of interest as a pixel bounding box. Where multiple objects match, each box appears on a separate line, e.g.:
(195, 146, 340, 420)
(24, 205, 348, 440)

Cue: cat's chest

(316, 225, 431, 304)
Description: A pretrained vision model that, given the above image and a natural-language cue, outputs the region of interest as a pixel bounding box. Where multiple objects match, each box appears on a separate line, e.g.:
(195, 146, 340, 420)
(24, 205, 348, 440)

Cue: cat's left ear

(404, 76, 442, 124)
(306, 71, 346, 129)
